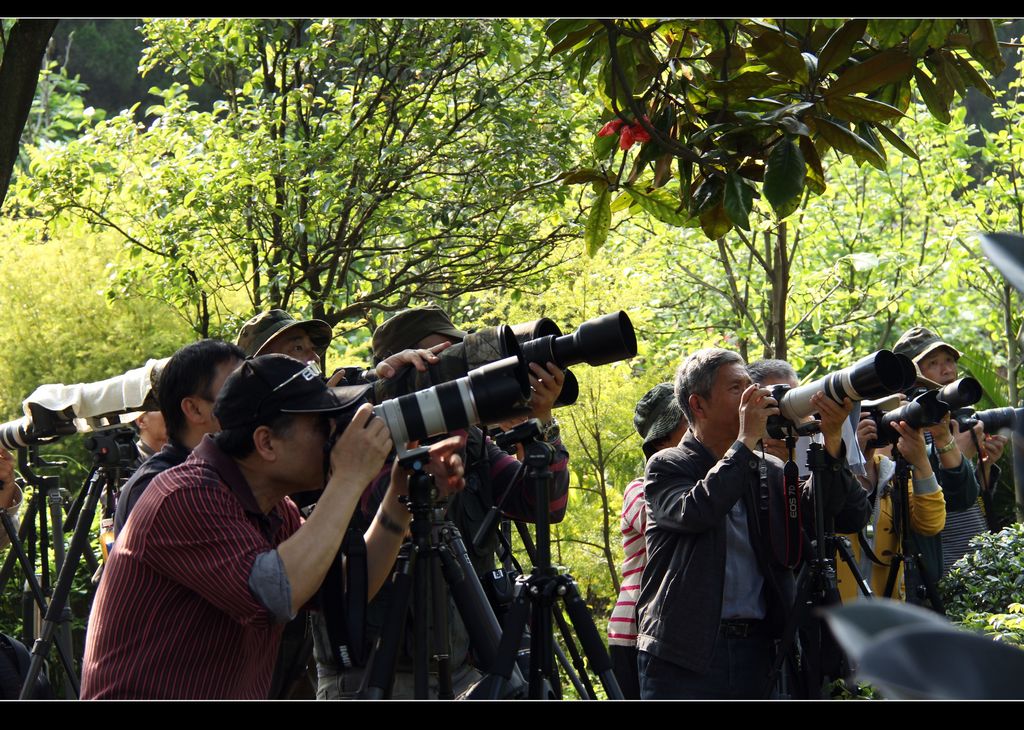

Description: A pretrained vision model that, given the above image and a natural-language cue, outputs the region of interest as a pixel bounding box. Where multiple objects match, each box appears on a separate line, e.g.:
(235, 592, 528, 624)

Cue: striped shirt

(81, 436, 302, 699)
(608, 477, 647, 647)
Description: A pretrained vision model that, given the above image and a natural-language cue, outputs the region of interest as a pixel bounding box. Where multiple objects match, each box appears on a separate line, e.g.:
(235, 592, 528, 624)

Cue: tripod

(762, 428, 871, 699)
(882, 453, 945, 612)
(17, 427, 135, 698)
(0, 446, 83, 698)
(358, 446, 527, 699)
(485, 420, 622, 700)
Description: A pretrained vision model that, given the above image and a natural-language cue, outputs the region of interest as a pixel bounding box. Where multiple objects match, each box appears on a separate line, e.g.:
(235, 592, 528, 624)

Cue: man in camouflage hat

(893, 325, 1002, 582)
(315, 303, 570, 699)
(608, 382, 688, 698)
(237, 308, 447, 382)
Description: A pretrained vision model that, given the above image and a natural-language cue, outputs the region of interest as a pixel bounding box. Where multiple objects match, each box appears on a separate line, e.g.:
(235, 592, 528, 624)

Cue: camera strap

(321, 527, 368, 669)
(760, 452, 803, 569)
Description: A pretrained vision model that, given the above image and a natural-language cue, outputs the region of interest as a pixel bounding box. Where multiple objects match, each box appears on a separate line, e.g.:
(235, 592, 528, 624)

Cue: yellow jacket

(836, 454, 946, 602)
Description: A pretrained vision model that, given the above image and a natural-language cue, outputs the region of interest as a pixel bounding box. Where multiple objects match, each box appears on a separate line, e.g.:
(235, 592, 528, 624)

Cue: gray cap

(634, 382, 685, 451)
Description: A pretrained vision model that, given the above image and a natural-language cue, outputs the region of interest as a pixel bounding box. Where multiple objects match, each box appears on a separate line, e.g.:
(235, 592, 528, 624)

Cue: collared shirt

(114, 439, 192, 535)
(81, 436, 302, 699)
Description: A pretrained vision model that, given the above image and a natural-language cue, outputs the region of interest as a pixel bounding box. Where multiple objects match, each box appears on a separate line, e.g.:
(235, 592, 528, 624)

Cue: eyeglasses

(269, 361, 322, 394)
(250, 361, 323, 421)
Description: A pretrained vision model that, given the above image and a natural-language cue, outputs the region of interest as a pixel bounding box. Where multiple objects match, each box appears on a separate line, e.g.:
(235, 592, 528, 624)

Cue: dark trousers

(638, 632, 775, 700)
(609, 644, 641, 699)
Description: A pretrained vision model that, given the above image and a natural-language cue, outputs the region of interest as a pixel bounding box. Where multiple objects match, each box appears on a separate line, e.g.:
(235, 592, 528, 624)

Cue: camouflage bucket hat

(634, 382, 685, 450)
(235, 309, 334, 358)
(892, 326, 962, 365)
(371, 305, 468, 362)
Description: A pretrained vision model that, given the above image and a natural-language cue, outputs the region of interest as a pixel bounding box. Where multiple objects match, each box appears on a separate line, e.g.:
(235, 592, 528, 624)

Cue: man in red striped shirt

(81, 354, 464, 698)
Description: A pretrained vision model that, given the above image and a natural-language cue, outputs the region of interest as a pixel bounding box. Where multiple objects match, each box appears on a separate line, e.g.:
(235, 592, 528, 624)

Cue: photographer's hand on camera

(326, 404, 394, 490)
(925, 413, 963, 469)
(739, 384, 779, 451)
(528, 361, 565, 423)
(891, 420, 934, 479)
(811, 392, 853, 458)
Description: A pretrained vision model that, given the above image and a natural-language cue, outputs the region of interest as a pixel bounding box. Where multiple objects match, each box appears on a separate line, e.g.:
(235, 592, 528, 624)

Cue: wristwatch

(539, 417, 560, 443)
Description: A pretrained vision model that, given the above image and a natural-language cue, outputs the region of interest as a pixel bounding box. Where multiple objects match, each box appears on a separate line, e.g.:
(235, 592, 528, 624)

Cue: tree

(17, 19, 582, 338)
(546, 19, 1005, 250)
(0, 19, 57, 205)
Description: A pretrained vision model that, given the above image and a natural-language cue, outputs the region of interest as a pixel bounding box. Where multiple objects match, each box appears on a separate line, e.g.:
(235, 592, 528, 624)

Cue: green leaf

(548, 22, 602, 56)
(558, 168, 608, 185)
(966, 20, 1005, 76)
(699, 201, 733, 239)
(871, 122, 920, 161)
(868, 20, 920, 48)
(626, 185, 693, 226)
(750, 30, 809, 83)
(610, 191, 633, 213)
(763, 136, 806, 212)
(799, 135, 826, 195)
(593, 131, 617, 160)
(913, 68, 952, 124)
(842, 252, 880, 271)
(689, 176, 723, 217)
(776, 114, 811, 137)
(817, 19, 868, 76)
(723, 172, 753, 231)
(584, 186, 611, 256)
(826, 95, 905, 123)
(710, 71, 789, 99)
(827, 50, 915, 98)
(950, 52, 995, 99)
(815, 117, 886, 170)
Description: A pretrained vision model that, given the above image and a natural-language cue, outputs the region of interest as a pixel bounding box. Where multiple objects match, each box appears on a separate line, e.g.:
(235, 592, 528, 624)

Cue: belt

(718, 619, 768, 638)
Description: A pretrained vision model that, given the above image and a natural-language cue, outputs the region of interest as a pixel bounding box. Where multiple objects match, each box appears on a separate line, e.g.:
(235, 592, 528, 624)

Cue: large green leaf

(548, 21, 602, 56)
(584, 186, 611, 256)
(817, 19, 867, 76)
(826, 94, 905, 123)
(872, 122, 920, 160)
(723, 171, 754, 231)
(699, 201, 733, 239)
(690, 175, 724, 216)
(913, 68, 952, 124)
(951, 52, 995, 99)
(799, 135, 826, 195)
(827, 50, 914, 98)
(763, 136, 806, 212)
(908, 19, 957, 57)
(966, 19, 1005, 76)
(558, 168, 608, 185)
(815, 117, 886, 170)
(750, 30, 808, 83)
(710, 71, 789, 98)
(626, 185, 693, 226)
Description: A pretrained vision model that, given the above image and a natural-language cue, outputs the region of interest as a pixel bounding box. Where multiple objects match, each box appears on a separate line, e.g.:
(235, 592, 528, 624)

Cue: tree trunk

(0, 20, 58, 207)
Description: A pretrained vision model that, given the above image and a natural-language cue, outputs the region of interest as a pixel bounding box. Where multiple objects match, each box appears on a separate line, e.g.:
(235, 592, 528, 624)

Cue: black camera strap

(321, 527, 368, 669)
(759, 447, 803, 569)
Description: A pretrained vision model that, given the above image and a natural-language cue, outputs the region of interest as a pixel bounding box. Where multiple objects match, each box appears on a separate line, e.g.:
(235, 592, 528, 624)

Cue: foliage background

(2, 19, 1024, 693)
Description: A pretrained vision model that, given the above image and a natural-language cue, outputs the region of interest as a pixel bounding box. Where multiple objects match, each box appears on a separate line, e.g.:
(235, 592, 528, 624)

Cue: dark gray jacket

(636, 430, 869, 673)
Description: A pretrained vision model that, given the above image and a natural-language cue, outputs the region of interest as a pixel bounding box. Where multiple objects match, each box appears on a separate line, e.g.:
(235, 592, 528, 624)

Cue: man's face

(264, 329, 319, 364)
(695, 362, 751, 441)
(270, 412, 332, 491)
(918, 348, 958, 386)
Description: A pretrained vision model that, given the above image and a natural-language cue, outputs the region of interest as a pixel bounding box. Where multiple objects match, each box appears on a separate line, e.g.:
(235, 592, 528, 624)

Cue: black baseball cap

(215, 354, 369, 429)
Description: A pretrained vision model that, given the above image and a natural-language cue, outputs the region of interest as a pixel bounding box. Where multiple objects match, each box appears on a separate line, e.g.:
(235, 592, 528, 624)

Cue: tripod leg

(361, 544, 415, 699)
(19, 470, 108, 698)
(429, 549, 454, 699)
(559, 577, 623, 700)
(550, 602, 598, 699)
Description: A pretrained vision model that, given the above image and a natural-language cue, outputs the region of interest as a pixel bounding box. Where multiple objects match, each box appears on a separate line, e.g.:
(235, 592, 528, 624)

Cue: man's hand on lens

(329, 404, 393, 490)
(375, 342, 451, 380)
(739, 384, 779, 451)
(528, 361, 565, 423)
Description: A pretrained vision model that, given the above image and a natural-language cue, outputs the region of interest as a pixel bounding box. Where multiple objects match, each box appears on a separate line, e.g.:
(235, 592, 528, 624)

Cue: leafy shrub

(940, 523, 1024, 622)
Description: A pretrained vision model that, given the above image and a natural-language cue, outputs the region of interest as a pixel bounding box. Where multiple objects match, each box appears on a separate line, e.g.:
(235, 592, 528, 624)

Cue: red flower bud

(631, 123, 651, 145)
(619, 124, 635, 150)
(598, 119, 626, 137)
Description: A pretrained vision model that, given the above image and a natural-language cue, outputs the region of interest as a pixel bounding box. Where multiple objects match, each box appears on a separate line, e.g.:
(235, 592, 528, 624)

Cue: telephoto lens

(775, 350, 917, 424)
